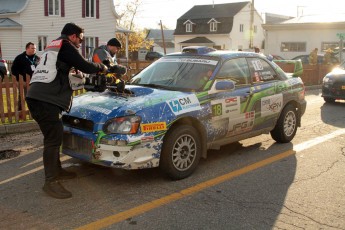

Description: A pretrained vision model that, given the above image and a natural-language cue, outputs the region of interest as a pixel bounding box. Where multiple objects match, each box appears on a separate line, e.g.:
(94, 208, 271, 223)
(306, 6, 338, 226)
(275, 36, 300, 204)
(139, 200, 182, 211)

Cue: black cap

(61, 22, 84, 36)
(107, 38, 122, 48)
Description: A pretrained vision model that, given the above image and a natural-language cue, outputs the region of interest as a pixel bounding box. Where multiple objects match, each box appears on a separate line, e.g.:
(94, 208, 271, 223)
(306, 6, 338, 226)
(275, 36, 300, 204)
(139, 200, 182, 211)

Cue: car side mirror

(215, 80, 235, 90)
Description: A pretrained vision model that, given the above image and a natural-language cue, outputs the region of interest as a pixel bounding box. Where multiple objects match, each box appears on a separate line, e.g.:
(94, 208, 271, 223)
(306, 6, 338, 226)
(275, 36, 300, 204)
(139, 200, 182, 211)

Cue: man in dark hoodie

(11, 42, 40, 111)
(26, 22, 107, 199)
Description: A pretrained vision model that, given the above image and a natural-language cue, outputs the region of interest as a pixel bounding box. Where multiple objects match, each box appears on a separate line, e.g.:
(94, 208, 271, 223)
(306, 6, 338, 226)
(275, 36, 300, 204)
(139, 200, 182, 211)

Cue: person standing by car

(309, 48, 318, 65)
(92, 37, 122, 65)
(11, 42, 40, 111)
(26, 22, 107, 199)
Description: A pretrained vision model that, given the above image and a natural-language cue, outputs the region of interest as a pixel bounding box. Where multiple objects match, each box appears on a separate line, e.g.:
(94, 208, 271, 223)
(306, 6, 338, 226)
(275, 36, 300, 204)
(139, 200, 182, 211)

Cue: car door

(245, 57, 284, 131)
(208, 57, 255, 140)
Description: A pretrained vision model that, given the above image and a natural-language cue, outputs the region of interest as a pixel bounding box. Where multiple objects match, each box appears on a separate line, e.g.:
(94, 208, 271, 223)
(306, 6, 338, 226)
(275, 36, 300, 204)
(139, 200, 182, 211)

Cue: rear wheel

(324, 97, 335, 103)
(270, 104, 298, 143)
(160, 125, 201, 180)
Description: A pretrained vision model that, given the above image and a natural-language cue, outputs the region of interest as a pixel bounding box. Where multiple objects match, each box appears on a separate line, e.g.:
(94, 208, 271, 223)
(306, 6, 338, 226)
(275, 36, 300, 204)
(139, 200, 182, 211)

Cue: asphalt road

(0, 89, 345, 229)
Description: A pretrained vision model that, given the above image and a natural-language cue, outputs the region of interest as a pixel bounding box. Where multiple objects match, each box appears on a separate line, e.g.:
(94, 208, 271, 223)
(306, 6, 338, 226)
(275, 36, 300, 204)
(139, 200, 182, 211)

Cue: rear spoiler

(273, 60, 303, 77)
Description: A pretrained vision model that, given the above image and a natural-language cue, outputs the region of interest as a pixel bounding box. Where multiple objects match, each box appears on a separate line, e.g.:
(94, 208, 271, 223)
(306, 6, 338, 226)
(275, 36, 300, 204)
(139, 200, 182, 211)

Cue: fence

(0, 60, 337, 125)
(0, 60, 152, 125)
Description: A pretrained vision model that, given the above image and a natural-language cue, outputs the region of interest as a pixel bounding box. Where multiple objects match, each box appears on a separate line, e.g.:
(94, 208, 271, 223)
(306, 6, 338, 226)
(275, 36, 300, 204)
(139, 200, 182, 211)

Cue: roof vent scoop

(182, 46, 216, 54)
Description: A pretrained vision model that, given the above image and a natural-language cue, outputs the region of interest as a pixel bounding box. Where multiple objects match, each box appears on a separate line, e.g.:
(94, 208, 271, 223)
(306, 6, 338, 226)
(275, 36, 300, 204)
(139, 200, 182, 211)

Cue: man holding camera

(91, 38, 126, 92)
(26, 22, 108, 199)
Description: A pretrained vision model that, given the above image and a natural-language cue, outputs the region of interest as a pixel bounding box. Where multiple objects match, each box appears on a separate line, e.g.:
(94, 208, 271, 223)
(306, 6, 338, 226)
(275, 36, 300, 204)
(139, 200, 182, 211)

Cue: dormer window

(208, 18, 220, 32)
(183, 20, 195, 32)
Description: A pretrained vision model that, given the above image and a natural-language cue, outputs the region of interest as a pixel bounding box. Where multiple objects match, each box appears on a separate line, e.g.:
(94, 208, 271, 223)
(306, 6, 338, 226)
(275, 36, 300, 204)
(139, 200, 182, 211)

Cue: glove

(100, 63, 108, 74)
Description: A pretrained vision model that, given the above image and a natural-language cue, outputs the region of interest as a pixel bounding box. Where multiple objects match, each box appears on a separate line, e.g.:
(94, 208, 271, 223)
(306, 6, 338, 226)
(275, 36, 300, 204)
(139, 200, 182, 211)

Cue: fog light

(113, 151, 120, 157)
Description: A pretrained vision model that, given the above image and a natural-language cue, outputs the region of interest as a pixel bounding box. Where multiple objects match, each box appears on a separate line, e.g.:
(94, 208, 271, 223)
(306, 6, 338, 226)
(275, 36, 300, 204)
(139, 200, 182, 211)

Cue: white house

(0, 0, 121, 61)
(174, 2, 265, 52)
(263, 13, 345, 60)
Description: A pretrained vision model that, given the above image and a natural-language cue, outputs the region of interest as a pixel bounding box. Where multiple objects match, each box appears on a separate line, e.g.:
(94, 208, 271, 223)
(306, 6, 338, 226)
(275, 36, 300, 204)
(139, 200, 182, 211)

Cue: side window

(216, 58, 250, 86)
(247, 58, 280, 83)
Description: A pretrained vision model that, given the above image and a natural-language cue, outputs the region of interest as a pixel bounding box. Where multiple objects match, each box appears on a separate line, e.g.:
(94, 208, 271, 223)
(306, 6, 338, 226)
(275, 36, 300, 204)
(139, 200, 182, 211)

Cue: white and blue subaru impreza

(62, 47, 306, 180)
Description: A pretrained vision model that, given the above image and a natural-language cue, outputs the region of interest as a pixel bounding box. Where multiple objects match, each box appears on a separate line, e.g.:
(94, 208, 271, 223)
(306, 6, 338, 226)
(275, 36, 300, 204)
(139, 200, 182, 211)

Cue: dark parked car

(145, 51, 164, 61)
(292, 54, 339, 65)
(322, 60, 345, 103)
(0, 58, 9, 80)
(62, 46, 307, 180)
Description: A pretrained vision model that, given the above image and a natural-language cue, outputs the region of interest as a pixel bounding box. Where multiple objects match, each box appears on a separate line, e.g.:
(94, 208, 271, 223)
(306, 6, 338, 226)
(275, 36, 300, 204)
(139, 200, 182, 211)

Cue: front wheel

(270, 104, 298, 143)
(160, 125, 201, 180)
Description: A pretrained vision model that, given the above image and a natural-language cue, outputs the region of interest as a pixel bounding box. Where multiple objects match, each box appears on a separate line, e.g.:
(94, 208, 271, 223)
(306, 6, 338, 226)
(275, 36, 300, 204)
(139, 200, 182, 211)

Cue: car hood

(326, 67, 345, 79)
(67, 85, 192, 124)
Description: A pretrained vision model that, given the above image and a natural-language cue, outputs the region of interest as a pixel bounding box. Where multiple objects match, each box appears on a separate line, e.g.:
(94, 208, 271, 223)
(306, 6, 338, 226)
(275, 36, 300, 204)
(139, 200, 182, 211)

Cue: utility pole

(160, 20, 167, 55)
(249, 0, 254, 49)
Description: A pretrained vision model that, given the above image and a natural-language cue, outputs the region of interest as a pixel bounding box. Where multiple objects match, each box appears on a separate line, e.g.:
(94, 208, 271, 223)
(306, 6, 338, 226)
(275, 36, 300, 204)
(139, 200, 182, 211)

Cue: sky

(114, 0, 345, 30)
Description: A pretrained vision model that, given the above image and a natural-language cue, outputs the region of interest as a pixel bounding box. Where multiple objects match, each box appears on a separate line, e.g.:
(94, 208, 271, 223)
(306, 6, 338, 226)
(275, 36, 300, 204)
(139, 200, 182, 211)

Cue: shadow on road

(320, 101, 345, 128)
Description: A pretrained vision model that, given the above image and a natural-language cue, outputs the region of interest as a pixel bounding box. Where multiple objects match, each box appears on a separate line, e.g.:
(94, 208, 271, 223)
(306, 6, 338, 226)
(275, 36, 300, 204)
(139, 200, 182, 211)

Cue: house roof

(281, 13, 345, 24)
(180, 37, 215, 44)
(174, 2, 250, 35)
(263, 13, 345, 30)
(0, 18, 22, 28)
(0, 0, 29, 14)
(178, 2, 249, 19)
(265, 13, 294, 24)
(154, 41, 175, 48)
(146, 29, 174, 41)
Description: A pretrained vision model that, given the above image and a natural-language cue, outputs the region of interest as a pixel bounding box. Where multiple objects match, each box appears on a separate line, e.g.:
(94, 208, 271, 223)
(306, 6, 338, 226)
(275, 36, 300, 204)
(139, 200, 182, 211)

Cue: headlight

(323, 77, 333, 84)
(103, 115, 141, 134)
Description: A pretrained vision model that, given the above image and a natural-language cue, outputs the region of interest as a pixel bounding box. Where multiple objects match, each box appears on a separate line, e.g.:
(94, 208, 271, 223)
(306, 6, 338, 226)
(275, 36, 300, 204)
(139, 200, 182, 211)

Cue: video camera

(84, 60, 127, 93)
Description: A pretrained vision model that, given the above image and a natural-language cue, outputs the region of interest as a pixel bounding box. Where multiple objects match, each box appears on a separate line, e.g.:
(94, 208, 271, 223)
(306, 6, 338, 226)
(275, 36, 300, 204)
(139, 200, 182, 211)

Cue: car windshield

(130, 56, 219, 91)
(340, 60, 345, 69)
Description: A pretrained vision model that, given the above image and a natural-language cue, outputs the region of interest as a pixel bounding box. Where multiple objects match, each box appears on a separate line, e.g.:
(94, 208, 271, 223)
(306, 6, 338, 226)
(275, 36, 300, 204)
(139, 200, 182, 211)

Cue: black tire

(270, 104, 298, 143)
(324, 97, 335, 103)
(160, 125, 201, 180)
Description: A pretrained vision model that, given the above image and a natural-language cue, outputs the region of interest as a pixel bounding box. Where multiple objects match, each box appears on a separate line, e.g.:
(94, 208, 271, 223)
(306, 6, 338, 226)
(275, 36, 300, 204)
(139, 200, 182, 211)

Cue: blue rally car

(62, 47, 307, 180)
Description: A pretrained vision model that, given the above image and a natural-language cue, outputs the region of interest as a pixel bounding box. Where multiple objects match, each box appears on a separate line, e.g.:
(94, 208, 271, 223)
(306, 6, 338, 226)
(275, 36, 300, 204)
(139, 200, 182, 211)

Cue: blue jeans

(26, 98, 63, 182)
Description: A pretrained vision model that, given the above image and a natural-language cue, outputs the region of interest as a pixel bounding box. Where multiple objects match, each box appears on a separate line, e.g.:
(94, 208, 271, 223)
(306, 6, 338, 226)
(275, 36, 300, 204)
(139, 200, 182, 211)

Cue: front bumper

(62, 131, 163, 170)
(322, 84, 345, 100)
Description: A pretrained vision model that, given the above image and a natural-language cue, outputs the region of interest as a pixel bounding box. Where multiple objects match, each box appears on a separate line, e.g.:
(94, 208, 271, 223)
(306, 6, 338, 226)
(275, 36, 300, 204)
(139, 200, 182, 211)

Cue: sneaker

(58, 168, 77, 180)
(42, 180, 72, 199)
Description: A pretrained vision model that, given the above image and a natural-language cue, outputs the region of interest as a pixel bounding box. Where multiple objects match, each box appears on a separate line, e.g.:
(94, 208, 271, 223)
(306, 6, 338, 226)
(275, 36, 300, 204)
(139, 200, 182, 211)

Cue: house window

(48, 0, 60, 16)
(281, 42, 306, 52)
(210, 22, 217, 32)
(254, 25, 257, 33)
(38, 36, 47, 51)
(84, 37, 96, 59)
(85, 0, 95, 18)
(321, 42, 344, 51)
(186, 23, 192, 32)
(240, 24, 244, 32)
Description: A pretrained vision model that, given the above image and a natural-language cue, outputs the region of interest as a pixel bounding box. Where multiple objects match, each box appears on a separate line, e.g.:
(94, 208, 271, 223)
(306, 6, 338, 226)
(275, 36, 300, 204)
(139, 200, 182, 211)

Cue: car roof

(166, 46, 265, 61)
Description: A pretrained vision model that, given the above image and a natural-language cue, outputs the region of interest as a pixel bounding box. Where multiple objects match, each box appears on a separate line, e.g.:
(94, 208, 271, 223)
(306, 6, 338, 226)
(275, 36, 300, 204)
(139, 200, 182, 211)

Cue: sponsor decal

(227, 111, 255, 136)
(141, 122, 167, 133)
(159, 58, 218, 65)
(84, 105, 112, 115)
(261, 94, 283, 115)
(167, 95, 201, 115)
(211, 97, 240, 120)
(46, 40, 63, 49)
(141, 136, 155, 142)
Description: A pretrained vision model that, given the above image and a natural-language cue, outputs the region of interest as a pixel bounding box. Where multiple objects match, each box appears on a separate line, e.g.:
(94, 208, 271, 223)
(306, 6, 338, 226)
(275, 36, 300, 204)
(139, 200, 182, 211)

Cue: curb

(0, 85, 322, 135)
(0, 121, 39, 135)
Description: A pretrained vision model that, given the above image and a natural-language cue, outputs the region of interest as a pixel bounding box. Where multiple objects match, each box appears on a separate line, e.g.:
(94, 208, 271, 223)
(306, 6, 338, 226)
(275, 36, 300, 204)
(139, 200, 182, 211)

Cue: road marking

(0, 155, 70, 186)
(76, 128, 345, 230)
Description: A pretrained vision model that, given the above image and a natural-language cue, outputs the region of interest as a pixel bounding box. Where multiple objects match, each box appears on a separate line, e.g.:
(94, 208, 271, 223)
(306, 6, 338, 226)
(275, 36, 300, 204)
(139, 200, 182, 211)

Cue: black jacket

(11, 51, 40, 81)
(26, 36, 105, 111)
